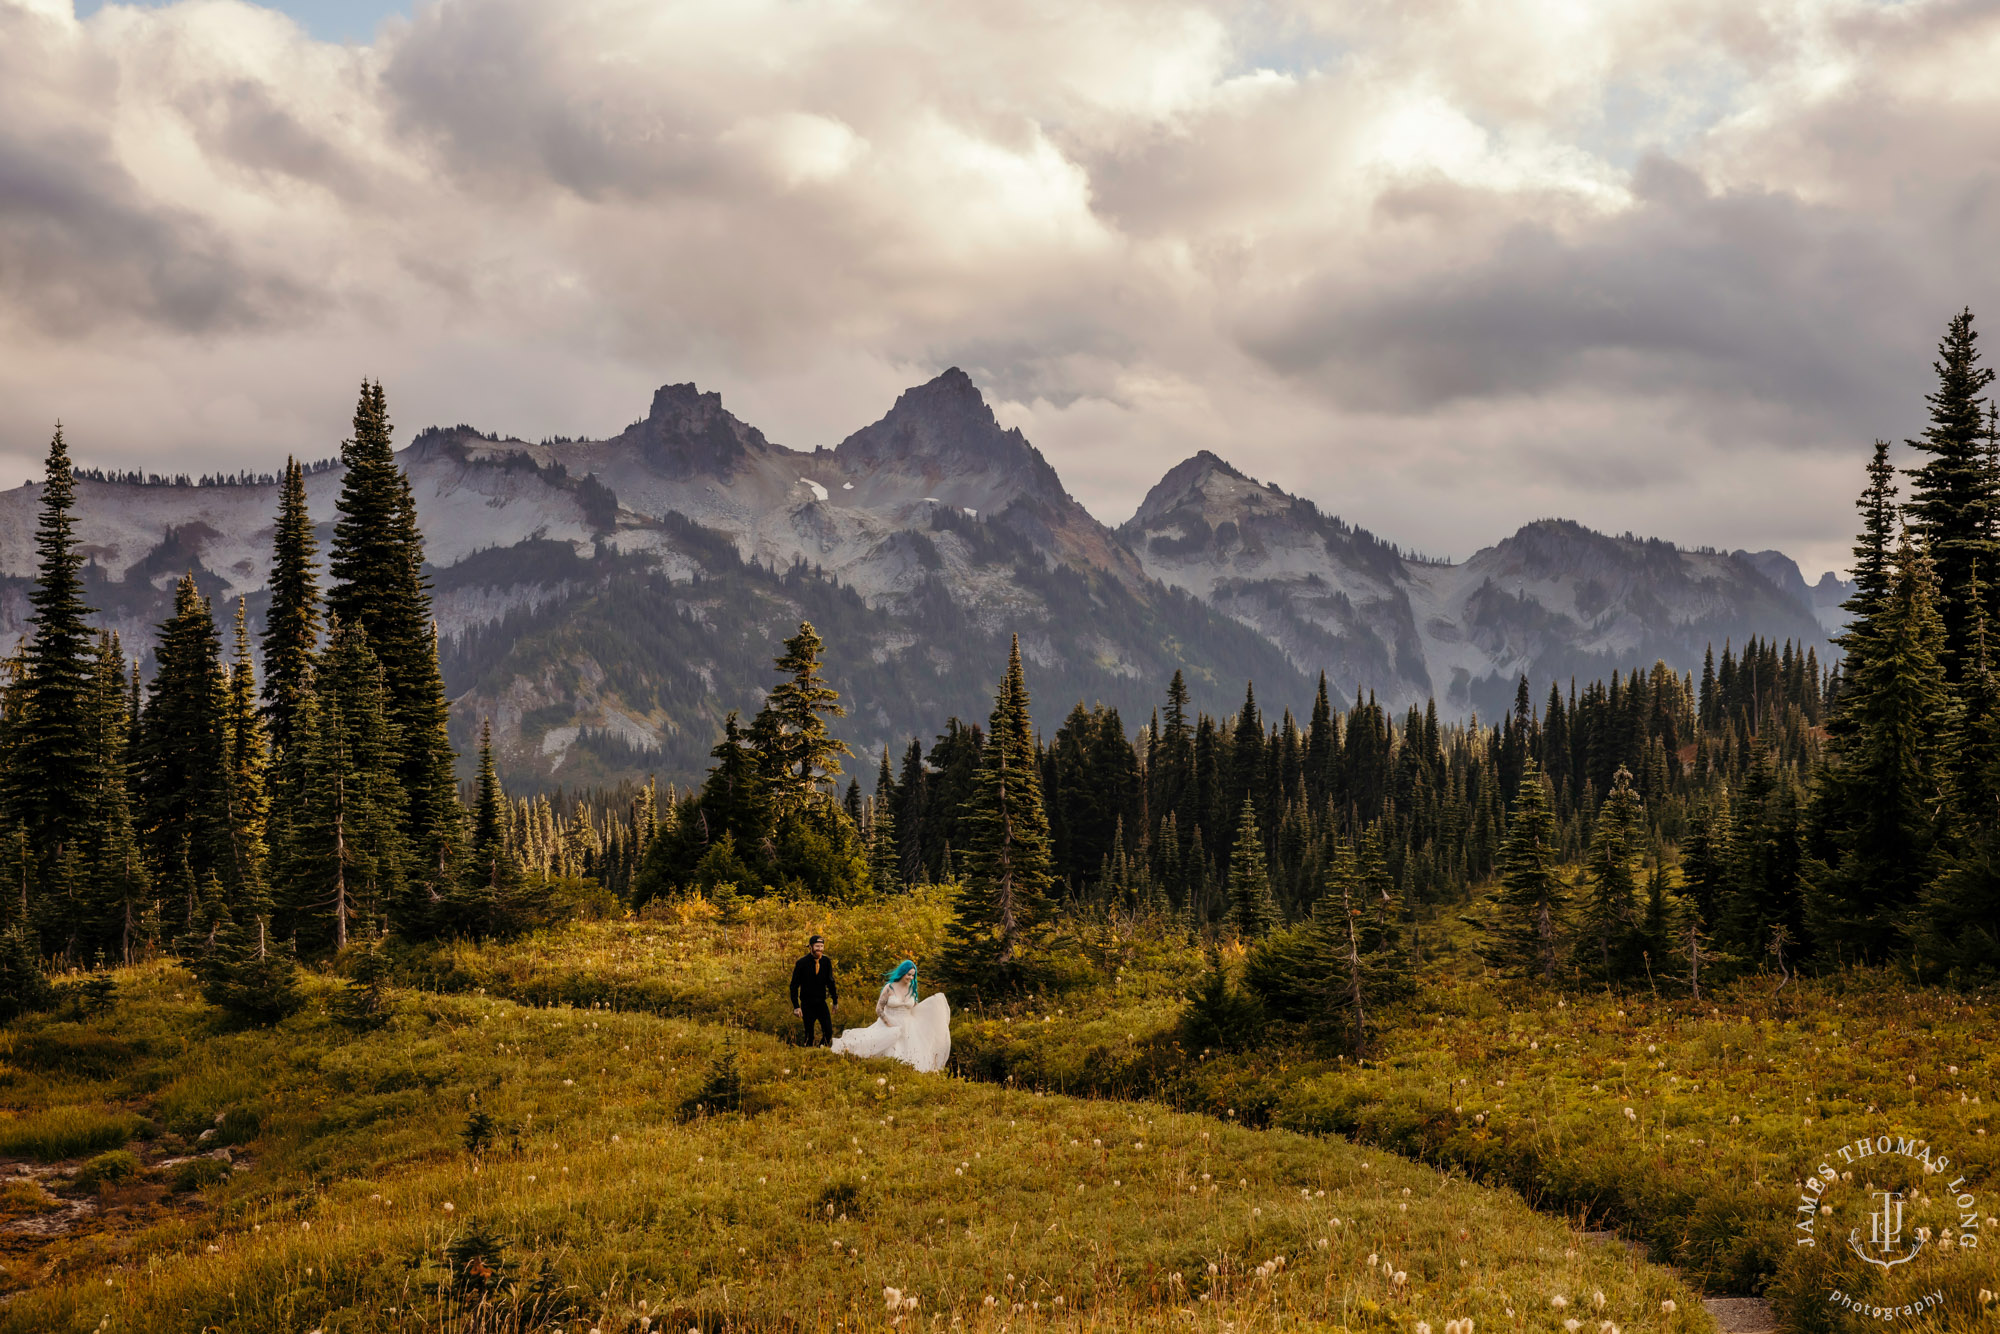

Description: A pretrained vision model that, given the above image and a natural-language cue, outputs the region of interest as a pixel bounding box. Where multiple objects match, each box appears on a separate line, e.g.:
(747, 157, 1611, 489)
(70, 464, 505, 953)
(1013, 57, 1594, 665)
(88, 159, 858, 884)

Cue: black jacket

(790, 954, 837, 1008)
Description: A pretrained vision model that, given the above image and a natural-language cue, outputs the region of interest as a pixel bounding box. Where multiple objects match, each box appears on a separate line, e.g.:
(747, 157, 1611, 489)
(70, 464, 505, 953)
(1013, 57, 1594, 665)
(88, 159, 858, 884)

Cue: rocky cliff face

(0, 372, 1843, 786)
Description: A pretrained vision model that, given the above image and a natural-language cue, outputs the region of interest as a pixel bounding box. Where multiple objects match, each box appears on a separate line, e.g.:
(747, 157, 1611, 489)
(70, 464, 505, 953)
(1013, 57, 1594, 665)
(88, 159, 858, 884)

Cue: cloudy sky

(7, 0, 2000, 578)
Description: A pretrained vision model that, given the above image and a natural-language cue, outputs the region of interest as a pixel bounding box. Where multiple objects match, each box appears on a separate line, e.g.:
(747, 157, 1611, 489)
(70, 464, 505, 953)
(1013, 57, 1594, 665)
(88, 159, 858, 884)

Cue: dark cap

(809, 934, 824, 946)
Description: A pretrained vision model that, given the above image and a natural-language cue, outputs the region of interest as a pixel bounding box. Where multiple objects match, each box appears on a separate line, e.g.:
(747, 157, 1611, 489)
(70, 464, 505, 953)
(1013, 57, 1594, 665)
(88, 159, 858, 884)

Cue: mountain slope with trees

(1, 372, 1840, 791)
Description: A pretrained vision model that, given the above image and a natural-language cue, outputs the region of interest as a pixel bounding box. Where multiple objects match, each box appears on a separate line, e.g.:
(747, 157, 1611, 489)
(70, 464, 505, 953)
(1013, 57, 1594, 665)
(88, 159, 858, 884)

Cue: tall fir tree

(12, 428, 97, 920)
(1807, 537, 1954, 961)
(83, 634, 151, 964)
(1903, 309, 1999, 680)
(940, 636, 1053, 994)
(223, 600, 272, 925)
(468, 719, 510, 889)
(868, 748, 901, 893)
(748, 622, 851, 817)
(325, 381, 458, 869)
(261, 456, 321, 760)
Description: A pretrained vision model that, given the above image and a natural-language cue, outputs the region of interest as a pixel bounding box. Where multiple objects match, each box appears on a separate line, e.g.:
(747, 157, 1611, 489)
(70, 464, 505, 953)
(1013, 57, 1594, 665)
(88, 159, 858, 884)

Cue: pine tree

(1226, 796, 1280, 938)
(11, 428, 97, 909)
(402, 623, 463, 905)
(1904, 310, 1999, 679)
(1480, 758, 1567, 981)
(1807, 537, 1953, 960)
(748, 622, 851, 817)
(1577, 765, 1644, 980)
(940, 636, 1053, 994)
(1846, 443, 1900, 631)
(325, 381, 457, 856)
(1324, 835, 1411, 1050)
(83, 635, 150, 965)
(136, 575, 231, 903)
(468, 719, 510, 888)
(450, 719, 527, 938)
(331, 941, 394, 1030)
(868, 748, 900, 893)
(223, 600, 272, 926)
(327, 382, 410, 661)
(261, 457, 321, 760)
(1914, 577, 2000, 979)
(1632, 854, 1686, 989)
(1181, 944, 1263, 1052)
(0, 922, 52, 1023)
(197, 913, 303, 1025)
(273, 619, 407, 951)
(699, 712, 773, 854)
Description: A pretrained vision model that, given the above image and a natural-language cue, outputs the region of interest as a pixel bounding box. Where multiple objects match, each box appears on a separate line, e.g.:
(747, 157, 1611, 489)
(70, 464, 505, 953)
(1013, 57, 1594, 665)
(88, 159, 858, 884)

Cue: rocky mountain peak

(621, 381, 773, 479)
(834, 368, 1065, 503)
(1126, 450, 1275, 530)
(1488, 518, 1671, 577)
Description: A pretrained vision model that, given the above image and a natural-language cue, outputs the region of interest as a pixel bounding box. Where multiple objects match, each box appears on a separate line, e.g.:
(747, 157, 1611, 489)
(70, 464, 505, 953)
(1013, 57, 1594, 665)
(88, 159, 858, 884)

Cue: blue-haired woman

(830, 958, 952, 1072)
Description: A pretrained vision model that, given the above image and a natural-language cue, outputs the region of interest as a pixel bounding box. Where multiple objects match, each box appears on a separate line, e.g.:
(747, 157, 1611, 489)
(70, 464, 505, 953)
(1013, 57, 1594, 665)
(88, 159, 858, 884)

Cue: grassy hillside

(0, 947, 1705, 1333)
(411, 892, 2000, 1332)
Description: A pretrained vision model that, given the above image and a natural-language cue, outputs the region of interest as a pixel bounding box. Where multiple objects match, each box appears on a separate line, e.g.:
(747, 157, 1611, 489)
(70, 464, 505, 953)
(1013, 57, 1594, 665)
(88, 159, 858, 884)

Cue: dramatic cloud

(4, 0, 1999, 575)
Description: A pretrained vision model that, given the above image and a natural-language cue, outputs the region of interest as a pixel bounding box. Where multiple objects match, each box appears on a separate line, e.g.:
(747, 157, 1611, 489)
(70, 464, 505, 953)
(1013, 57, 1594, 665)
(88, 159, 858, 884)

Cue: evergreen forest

(5, 310, 2000, 1035)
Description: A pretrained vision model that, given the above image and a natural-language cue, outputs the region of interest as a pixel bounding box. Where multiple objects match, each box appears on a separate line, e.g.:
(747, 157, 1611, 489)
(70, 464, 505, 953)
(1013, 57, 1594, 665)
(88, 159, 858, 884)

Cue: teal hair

(884, 959, 919, 1000)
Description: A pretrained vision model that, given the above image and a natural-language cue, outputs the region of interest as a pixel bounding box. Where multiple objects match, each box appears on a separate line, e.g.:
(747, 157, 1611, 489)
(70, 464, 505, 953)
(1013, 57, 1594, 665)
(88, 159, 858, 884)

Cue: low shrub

(167, 1156, 232, 1193)
(680, 1036, 747, 1118)
(74, 1149, 140, 1188)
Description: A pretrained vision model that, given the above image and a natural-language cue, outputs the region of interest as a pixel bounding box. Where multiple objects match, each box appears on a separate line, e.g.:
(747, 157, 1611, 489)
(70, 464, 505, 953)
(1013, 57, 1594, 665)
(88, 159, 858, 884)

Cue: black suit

(790, 953, 838, 1046)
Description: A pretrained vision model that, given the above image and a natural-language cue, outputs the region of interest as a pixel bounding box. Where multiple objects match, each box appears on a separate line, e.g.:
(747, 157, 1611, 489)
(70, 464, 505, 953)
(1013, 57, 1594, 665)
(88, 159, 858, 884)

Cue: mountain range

(0, 370, 1848, 789)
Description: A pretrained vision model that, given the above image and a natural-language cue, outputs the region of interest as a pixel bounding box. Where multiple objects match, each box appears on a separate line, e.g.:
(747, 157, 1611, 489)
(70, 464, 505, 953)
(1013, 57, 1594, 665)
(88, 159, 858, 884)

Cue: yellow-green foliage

(415, 893, 2000, 1332)
(0, 1105, 144, 1162)
(0, 951, 1709, 1333)
(0, 1176, 61, 1218)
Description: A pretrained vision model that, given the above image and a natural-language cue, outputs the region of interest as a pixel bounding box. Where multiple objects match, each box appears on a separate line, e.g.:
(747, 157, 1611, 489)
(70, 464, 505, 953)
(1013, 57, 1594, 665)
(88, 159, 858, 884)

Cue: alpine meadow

(5, 260, 2000, 1334)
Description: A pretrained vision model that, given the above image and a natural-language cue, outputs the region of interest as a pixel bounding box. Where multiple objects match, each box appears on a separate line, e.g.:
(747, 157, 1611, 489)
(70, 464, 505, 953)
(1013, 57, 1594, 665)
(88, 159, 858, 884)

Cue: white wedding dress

(830, 981, 952, 1073)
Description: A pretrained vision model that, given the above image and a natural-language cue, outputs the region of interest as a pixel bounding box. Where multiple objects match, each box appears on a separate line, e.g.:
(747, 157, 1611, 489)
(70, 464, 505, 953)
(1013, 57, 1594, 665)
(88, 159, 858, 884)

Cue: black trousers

(800, 1001, 833, 1047)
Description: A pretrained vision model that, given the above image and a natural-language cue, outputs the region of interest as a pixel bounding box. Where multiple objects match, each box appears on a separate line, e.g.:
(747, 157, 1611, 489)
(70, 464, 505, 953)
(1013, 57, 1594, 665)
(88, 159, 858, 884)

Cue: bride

(830, 960, 951, 1073)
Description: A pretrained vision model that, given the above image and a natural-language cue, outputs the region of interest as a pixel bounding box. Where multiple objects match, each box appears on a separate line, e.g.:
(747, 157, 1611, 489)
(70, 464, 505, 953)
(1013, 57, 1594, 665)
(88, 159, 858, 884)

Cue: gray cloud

(1239, 155, 1936, 429)
(2, 0, 1998, 584)
(0, 110, 309, 337)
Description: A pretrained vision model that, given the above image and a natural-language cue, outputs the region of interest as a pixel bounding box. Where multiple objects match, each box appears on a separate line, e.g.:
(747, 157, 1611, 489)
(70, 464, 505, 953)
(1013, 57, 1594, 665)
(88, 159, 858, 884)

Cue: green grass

(0, 1105, 145, 1162)
(0, 949, 1710, 1333)
(407, 890, 2000, 1332)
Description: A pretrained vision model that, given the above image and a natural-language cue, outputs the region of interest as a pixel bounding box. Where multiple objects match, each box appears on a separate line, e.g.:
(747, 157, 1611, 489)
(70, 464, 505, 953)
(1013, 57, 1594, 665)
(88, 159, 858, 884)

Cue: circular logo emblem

(1793, 1132, 1982, 1323)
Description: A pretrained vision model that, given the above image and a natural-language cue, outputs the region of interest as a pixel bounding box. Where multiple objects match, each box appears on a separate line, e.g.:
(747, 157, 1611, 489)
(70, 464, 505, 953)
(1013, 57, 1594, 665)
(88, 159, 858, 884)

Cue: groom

(790, 934, 839, 1047)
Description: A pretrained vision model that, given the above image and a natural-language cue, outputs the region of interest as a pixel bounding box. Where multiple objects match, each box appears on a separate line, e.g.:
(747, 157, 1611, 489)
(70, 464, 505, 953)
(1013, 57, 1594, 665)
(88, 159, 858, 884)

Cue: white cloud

(2, 0, 1997, 582)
